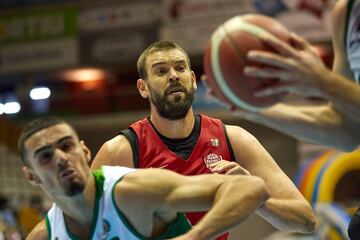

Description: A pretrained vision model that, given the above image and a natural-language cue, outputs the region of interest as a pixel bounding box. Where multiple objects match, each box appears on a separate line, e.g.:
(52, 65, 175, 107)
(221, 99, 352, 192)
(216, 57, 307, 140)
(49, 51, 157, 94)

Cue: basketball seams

(223, 27, 255, 101)
(224, 17, 286, 104)
(210, 20, 261, 111)
(207, 15, 290, 111)
(224, 23, 266, 103)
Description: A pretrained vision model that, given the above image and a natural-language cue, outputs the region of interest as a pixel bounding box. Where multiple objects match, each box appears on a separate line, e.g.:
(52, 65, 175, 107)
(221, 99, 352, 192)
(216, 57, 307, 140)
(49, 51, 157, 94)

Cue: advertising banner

(79, 1, 160, 67)
(0, 38, 78, 74)
(80, 27, 157, 66)
(0, 7, 77, 46)
(0, 7, 78, 74)
(161, 0, 336, 55)
(79, 1, 160, 33)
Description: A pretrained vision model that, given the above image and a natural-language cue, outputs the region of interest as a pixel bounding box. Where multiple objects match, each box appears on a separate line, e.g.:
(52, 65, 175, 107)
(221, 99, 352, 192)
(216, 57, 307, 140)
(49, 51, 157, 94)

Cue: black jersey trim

(119, 128, 140, 168)
(223, 124, 236, 162)
(148, 115, 200, 160)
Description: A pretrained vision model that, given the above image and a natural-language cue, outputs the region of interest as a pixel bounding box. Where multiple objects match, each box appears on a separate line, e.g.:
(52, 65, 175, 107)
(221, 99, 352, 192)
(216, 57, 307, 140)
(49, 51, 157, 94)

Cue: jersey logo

(204, 153, 223, 168)
(102, 218, 111, 239)
(210, 138, 219, 147)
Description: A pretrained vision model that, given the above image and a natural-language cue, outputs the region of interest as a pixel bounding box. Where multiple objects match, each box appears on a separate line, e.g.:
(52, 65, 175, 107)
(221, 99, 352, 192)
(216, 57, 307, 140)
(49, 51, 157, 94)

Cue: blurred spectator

(18, 195, 44, 236)
(0, 195, 17, 229)
(3, 228, 21, 240)
(0, 195, 21, 240)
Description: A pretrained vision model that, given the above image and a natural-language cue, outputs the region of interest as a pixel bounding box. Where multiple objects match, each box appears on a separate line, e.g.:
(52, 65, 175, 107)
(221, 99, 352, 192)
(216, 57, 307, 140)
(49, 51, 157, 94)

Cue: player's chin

(167, 94, 186, 103)
(60, 177, 86, 196)
(64, 182, 86, 196)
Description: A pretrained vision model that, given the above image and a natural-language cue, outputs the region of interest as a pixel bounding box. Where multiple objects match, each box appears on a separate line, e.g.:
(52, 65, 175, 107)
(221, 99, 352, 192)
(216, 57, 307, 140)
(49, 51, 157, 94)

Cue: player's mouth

(59, 169, 77, 180)
(167, 87, 185, 96)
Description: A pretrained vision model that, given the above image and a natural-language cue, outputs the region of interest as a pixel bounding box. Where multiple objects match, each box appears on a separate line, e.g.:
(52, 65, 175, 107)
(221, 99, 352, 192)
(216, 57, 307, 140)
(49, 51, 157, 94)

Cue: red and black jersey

(123, 114, 235, 240)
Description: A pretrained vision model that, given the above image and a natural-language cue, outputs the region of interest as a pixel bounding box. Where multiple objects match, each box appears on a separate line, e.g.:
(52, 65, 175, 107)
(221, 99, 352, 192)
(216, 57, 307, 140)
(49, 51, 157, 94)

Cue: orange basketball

(203, 14, 291, 111)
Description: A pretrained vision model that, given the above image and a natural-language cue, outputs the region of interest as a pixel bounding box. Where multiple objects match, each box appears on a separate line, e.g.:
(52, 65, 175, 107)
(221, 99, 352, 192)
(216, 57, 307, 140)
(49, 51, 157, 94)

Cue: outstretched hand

(244, 32, 331, 98)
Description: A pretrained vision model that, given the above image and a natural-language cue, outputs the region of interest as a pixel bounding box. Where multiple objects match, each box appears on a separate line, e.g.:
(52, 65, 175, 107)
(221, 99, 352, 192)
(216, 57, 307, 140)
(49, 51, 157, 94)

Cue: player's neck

(55, 172, 96, 227)
(150, 108, 195, 139)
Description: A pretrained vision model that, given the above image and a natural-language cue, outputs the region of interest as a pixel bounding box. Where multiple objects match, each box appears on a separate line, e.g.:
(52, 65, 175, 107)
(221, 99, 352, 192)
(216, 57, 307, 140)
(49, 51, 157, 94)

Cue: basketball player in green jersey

(19, 116, 269, 240)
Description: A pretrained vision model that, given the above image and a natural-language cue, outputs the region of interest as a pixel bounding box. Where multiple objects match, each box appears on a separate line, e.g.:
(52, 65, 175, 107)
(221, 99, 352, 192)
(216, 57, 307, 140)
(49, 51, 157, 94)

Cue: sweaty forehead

(146, 49, 187, 67)
(25, 124, 76, 152)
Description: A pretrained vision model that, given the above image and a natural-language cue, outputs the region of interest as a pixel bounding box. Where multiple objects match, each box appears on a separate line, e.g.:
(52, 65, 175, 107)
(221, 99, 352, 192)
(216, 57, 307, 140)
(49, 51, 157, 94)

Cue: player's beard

(59, 173, 86, 196)
(63, 181, 86, 196)
(148, 82, 194, 120)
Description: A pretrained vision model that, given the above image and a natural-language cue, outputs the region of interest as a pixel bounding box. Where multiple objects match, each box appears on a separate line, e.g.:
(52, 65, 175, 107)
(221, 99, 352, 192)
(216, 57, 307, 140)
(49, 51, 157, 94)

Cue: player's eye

(38, 151, 53, 165)
(155, 67, 167, 76)
(177, 65, 185, 71)
(61, 141, 74, 152)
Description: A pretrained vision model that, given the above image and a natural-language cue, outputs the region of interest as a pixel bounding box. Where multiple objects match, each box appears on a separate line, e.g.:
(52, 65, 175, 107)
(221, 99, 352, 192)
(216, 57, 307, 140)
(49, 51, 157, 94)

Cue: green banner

(0, 7, 77, 46)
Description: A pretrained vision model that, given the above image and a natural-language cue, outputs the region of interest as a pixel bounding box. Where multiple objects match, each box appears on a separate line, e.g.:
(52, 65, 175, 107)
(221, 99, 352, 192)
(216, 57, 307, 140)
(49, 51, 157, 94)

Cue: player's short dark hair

(137, 40, 191, 80)
(18, 116, 76, 167)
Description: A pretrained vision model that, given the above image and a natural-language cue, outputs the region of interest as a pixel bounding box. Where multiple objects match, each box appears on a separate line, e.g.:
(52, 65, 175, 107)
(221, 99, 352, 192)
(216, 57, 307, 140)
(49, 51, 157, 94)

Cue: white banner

(161, 0, 336, 55)
(79, 2, 160, 32)
(0, 38, 79, 74)
(161, 19, 228, 55)
(162, 0, 254, 23)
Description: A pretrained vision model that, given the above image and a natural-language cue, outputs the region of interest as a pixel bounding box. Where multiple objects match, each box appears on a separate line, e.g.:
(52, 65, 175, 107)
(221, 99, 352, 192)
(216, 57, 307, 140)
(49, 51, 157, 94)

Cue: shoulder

(332, 0, 348, 18)
(331, 0, 348, 41)
(224, 125, 273, 168)
(104, 134, 132, 151)
(26, 220, 48, 240)
(200, 114, 221, 123)
(224, 125, 258, 144)
(91, 134, 134, 169)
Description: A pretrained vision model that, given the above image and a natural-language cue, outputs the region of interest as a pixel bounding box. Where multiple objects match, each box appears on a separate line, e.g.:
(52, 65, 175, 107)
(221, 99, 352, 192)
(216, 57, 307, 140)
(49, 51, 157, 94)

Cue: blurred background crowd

(0, 193, 47, 240)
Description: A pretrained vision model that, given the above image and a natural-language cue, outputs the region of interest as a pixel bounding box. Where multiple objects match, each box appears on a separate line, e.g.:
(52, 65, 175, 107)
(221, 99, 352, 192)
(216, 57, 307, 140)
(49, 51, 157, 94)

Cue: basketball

(203, 14, 291, 111)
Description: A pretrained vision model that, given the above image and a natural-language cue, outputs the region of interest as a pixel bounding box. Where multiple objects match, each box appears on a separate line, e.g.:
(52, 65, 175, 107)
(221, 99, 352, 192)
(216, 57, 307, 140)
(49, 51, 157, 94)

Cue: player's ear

(137, 79, 149, 98)
(191, 71, 197, 90)
(23, 166, 41, 186)
(80, 140, 92, 164)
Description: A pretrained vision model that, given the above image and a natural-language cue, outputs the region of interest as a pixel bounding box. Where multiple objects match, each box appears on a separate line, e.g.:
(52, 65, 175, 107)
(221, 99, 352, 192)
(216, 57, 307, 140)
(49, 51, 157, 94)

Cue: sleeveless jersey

(345, 0, 360, 83)
(130, 114, 234, 240)
(45, 166, 191, 240)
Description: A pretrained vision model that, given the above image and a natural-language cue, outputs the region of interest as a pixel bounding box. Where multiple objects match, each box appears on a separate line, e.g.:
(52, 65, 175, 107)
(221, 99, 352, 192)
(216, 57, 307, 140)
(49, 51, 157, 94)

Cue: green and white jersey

(345, 0, 360, 83)
(45, 166, 192, 240)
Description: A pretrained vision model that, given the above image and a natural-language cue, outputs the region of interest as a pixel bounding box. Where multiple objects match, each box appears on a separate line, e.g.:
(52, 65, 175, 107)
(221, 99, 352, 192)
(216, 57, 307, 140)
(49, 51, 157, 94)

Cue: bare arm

(321, 0, 360, 121)
(245, 0, 360, 114)
(91, 135, 134, 170)
(114, 168, 269, 240)
(26, 220, 48, 240)
(331, 0, 354, 80)
(226, 125, 316, 233)
(238, 103, 360, 151)
(237, 0, 360, 150)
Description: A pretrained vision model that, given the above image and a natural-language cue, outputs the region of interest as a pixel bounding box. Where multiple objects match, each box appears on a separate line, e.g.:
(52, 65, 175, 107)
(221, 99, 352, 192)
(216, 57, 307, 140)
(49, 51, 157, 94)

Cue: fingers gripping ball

(203, 14, 291, 111)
